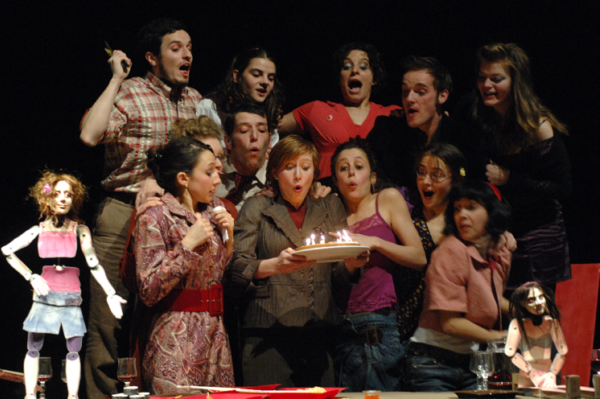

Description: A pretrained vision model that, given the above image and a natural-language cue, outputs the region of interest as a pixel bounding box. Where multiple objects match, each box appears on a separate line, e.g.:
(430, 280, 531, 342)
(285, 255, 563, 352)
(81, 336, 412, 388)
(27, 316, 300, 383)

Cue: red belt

(161, 285, 224, 316)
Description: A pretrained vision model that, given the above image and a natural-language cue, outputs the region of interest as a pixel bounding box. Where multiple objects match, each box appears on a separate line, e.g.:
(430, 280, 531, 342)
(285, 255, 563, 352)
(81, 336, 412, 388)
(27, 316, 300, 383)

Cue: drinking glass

(470, 350, 494, 391)
(38, 357, 53, 399)
(117, 357, 137, 388)
(592, 349, 600, 375)
(487, 338, 513, 390)
(61, 359, 67, 384)
(363, 390, 380, 399)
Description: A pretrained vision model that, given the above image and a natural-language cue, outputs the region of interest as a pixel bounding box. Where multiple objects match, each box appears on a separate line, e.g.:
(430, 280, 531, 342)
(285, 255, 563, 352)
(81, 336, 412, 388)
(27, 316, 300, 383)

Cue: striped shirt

(95, 72, 202, 193)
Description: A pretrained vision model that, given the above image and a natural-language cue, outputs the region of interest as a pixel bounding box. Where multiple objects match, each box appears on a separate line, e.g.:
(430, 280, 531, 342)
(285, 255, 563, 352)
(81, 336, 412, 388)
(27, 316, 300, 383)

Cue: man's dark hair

(137, 18, 188, 59)
(401, 55, 453, 96)
(223, 103, 269, 137)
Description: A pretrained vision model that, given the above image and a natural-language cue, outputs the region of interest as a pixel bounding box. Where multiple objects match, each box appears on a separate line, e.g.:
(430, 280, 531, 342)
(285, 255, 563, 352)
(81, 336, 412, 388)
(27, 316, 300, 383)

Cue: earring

(371, 183, 375, 193)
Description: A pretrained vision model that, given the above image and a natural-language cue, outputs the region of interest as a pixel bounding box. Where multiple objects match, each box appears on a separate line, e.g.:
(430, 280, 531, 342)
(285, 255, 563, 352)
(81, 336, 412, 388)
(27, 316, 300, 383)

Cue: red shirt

(293, 101, 401, 178)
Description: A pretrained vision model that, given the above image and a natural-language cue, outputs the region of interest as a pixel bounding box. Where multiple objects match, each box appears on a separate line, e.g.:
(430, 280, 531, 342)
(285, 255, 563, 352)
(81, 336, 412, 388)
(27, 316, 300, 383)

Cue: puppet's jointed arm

(2, 226, 49, 296)
(505, 319, 535, 375)
(550, 319, 567, 375)
(78, 225, 126, 318)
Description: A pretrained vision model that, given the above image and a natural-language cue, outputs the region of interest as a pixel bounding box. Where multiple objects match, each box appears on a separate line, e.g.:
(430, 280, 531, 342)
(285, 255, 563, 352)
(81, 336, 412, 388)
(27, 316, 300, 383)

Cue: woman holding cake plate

(330, 137, 427, 391)
(229, 135, 368, 387)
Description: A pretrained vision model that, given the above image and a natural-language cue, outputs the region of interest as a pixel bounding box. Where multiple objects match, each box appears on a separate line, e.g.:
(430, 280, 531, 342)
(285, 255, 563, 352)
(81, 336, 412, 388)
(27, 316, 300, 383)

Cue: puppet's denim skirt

(23, 291, 86, 338)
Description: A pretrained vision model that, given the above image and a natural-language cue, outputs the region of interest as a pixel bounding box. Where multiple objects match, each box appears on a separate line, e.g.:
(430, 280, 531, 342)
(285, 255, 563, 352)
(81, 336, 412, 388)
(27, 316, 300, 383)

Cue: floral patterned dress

(135, 193, 234, 394)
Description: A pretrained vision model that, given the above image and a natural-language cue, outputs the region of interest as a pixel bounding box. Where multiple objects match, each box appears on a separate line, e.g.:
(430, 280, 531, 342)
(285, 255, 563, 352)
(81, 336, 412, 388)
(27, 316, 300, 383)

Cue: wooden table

(150, 392, 529, 399)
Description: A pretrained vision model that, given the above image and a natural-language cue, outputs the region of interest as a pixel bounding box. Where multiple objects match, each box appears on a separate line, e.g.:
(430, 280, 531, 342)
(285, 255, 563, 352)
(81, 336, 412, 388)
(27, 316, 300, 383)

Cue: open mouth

(256, 87, 267, 95)
(348, 80, 362, 94)
(422, 190, 434, 199)
(294, 185, 303, 193)
(179, 63, 191, 77)
(408, 108, 418, 115)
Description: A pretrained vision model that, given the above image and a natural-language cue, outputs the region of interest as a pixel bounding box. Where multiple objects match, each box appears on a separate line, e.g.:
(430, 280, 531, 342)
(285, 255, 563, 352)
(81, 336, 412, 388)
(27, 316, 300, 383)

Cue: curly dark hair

(333, 42, 387, 95)
(207, 47, 284, 132)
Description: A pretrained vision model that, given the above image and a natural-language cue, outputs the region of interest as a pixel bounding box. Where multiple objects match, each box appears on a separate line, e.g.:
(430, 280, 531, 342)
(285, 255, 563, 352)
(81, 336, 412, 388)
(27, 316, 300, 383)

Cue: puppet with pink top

(504, 282, 568, 389)
(2, 171, 126, 399)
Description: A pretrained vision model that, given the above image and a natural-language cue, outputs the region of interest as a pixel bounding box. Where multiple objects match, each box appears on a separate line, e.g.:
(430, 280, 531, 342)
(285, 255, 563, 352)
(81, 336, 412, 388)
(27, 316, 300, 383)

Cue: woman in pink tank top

(330, 138, 427, 391)
(2, 171, 125, 399)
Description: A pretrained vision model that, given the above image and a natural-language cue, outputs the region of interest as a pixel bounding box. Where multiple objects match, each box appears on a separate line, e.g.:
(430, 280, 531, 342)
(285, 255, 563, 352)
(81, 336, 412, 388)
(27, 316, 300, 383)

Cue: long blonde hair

(472, 43, 568, 154)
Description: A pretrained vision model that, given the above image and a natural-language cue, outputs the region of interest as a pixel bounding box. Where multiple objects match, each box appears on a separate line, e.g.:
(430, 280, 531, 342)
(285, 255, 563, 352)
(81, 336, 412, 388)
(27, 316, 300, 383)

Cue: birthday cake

(295, 241, 360, 251)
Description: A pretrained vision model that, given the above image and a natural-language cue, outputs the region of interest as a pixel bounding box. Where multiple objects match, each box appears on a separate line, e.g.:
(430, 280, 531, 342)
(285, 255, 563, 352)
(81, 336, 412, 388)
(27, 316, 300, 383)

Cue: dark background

(1, 1, 599, 397)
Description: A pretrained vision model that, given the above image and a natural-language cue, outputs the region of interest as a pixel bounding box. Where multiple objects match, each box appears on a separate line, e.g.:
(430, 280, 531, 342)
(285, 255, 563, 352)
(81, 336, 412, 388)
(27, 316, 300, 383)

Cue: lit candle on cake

(342, 229, 351, 242)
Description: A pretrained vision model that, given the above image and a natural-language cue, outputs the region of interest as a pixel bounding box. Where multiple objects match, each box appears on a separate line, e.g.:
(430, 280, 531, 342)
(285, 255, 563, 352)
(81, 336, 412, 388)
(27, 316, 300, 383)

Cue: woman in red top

(279, 42, 400, 184)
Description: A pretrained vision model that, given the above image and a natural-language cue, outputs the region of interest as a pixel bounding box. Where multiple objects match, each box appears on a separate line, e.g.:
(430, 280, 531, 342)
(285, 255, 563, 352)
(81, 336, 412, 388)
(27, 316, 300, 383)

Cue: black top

(491, 133, 572, 236)
(366, 113, 483, 196)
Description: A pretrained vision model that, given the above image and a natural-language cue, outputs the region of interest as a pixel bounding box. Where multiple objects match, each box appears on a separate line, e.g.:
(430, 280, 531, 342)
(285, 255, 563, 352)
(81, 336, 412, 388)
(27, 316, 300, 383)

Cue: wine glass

(117, 357, 137, 388)
(38, 357, 53, 399)
(470, 350, 494, 391)
(592, 349, 600, 375)
(61, 359, 67, 384)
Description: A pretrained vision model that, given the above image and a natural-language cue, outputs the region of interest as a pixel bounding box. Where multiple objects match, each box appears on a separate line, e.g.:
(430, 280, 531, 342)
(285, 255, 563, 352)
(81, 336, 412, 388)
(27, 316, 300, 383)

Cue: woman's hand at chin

(182, 214, 214, 250)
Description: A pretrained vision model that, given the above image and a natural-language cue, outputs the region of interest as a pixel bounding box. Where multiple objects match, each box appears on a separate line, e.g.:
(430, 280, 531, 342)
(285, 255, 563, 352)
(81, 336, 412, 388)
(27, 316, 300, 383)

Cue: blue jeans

(403, 345, 477, 392)
(335, 311, 404, 391)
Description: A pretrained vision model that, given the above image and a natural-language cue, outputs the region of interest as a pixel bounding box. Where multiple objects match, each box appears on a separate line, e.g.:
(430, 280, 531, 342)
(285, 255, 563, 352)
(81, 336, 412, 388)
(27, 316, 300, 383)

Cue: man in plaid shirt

(79, 18, 201, 399)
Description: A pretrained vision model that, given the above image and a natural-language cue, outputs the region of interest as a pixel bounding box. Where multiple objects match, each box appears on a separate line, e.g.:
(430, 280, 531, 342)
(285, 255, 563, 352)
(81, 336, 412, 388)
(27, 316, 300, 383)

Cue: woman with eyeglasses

(395, 143, 468, 344)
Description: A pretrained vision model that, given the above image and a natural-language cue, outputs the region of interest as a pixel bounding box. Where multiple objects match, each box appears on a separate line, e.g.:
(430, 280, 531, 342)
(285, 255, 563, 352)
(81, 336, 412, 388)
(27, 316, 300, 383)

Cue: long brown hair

(471, 43, 568, 154)
(207, 48, 284, 132)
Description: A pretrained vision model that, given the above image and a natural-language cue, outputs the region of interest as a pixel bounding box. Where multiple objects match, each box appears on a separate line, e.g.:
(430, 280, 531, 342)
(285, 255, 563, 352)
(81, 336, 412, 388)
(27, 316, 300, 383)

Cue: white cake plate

(293, 245, 370, 263)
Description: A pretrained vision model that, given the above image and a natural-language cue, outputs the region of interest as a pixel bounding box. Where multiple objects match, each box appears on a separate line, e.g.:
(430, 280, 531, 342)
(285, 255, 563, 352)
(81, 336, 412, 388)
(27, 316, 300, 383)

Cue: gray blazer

(229, 194, 350, 329)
